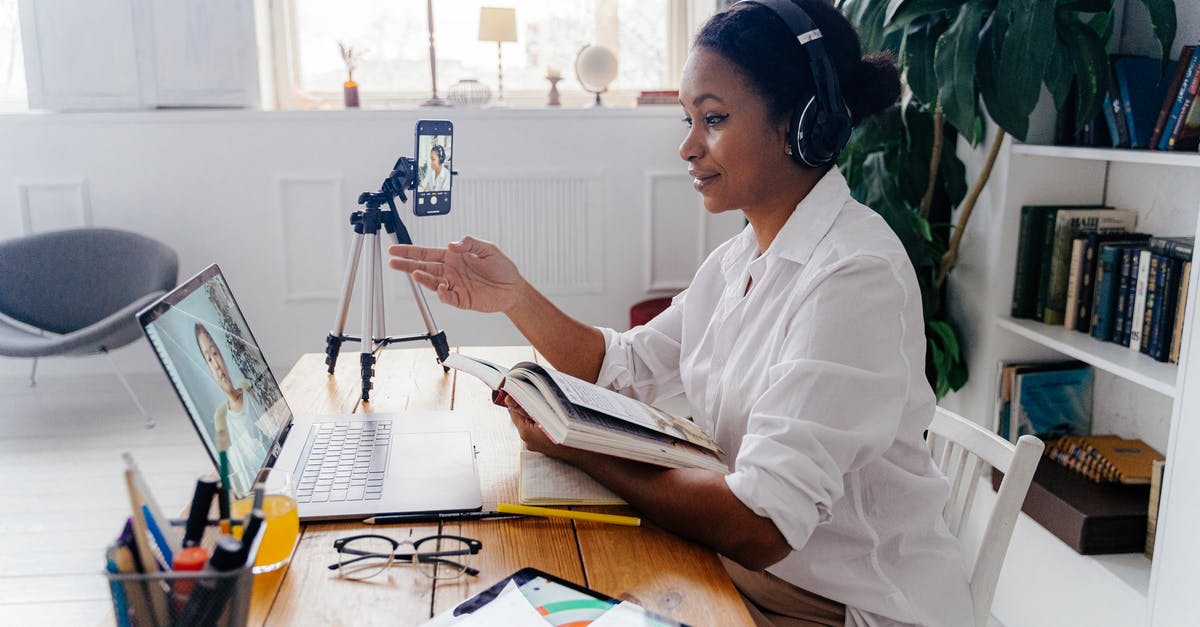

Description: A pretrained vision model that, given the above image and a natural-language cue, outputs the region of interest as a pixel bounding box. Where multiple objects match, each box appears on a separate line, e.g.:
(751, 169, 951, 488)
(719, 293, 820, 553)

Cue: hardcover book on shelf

(1112, 55, 1179, 148)
(1000, 362, 1093, 443)
(1044, 435, 1165, 485)
(1146, 255, 1181, 361)
(1043, 209, 1136, 325)
(1146, 459, 1166, 560)
(994, 461, 1150, 555)
(1137, 254, 1162, 354)
(441, 353, 727, 473)
(1063, 237, 1088, 330)
(1149, 45, 1196, 149)
(1116, 245, 1150, 346)
(1012, 206, 1086, 319)
(1128, 249, 1153, 351)
(1160, 47, 1200, 150)
(1078, 233, 1150, 334)
(1171, 261, 1192, 364)
(1166, 58, 1200, 150)
(1090, 237, 1152, 341)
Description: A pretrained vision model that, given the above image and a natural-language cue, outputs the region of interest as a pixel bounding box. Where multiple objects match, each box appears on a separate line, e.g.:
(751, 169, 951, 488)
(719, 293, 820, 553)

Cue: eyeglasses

(328, 533, 483, 580)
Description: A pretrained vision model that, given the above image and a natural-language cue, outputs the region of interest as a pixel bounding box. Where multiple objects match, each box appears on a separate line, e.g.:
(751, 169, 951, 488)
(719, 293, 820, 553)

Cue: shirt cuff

(592, 326, 624, 390)
(724, 437, 829, 553)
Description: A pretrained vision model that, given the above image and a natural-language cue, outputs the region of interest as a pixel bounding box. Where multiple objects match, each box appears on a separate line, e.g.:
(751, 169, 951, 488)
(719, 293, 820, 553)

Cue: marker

(496, 503, 640, 527)
(363, 511, 526, 525)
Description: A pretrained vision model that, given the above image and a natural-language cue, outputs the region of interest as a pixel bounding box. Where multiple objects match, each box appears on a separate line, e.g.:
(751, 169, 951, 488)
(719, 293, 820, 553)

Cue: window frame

(265, 0, 716, 110)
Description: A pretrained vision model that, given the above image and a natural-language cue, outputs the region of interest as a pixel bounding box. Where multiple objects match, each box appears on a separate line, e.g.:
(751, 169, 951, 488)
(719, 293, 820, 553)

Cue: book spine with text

(1150, 257, 1180, 362)
(1139, 254, 1161, 355)
(1171, 261, 1192, 364)
(1149, 46, 1196, 149)
(1160, 48, 1200, 150)
(1116, 248, 1139, 346)
(1129, 250, 1152, 351)
(1076, 234, 1102, 333)
(1034, 210, 1061, 322)
(1064, 238, 1088, 330)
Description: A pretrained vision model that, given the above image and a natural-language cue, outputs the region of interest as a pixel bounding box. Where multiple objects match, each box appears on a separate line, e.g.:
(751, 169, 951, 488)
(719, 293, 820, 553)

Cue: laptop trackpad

(384, 431, 482, 510)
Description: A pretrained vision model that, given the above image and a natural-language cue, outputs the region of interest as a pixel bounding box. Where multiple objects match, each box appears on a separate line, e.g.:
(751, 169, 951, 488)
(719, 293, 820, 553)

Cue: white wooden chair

(925, 406, 1044, 627)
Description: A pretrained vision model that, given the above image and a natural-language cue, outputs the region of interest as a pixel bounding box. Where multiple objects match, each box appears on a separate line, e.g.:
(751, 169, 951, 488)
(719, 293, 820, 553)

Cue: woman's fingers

(388, 244, 446, 261)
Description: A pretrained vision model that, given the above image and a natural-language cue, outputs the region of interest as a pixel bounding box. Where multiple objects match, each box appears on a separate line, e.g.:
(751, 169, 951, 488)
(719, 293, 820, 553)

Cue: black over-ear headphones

(738, 0, 853, 167)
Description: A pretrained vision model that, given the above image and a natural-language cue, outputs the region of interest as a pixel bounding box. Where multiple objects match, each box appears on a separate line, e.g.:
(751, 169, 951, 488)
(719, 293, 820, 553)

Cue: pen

(496, 503, 641, 527)
(141, 504, 174, 565)
(214, 414, 233, 533)
(363, 511, 527, 525)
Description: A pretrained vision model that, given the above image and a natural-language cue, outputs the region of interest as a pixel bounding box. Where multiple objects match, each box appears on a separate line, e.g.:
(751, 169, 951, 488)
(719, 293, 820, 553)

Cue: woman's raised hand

(388, 236, 523, 313)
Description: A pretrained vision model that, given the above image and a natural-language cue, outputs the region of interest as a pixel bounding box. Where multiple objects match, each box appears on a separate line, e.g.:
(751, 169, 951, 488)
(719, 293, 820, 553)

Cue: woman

(422, 144, 451, 192)
(195, 323, 271, 491)
(389, 2, 972, 625)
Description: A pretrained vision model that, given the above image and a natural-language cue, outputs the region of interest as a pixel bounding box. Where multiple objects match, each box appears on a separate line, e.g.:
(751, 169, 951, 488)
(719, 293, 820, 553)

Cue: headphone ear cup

(795, 99, 851, 167)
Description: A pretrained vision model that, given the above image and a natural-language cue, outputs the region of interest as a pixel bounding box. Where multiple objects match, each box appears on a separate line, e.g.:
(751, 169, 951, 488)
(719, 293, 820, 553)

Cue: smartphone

(453, 567, 688, 626)
(413, 119, 453, 216)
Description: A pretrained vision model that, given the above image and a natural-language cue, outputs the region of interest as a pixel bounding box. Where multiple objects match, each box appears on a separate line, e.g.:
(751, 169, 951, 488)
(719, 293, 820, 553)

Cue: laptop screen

(138, 264, 292, 497)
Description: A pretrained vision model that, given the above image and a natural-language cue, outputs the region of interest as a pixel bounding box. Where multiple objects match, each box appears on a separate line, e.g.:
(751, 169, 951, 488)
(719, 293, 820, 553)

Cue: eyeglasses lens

(338, 536, 395, 580)
(415, 536, 472, 580)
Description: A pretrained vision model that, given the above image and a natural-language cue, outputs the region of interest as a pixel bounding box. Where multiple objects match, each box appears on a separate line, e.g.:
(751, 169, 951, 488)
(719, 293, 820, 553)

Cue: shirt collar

(720, 166, 852, 272)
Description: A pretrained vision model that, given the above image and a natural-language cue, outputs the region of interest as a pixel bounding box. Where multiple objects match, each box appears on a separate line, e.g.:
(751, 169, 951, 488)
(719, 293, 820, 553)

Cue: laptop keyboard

(296, 420, 391, 503)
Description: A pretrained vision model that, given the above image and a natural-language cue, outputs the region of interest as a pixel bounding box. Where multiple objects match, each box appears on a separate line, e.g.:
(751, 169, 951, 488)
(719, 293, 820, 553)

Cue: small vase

(546, 76, 562, 107)
(343, 81, 360, 108)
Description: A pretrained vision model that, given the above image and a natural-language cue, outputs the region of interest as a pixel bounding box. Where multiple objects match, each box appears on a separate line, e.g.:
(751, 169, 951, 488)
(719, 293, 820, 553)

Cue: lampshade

(478, 7, 517, 43)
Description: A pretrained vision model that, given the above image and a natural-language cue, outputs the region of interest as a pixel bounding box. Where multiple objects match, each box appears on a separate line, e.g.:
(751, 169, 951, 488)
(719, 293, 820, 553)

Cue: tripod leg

(359, 232, 379, 402)
(373, 238, 386, 343)
(327, 232, 366, 374)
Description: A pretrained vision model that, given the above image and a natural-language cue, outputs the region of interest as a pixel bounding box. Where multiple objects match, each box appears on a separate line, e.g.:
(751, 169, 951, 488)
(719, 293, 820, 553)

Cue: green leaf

(1043, 44, 1073, 110)
(979, 0, 1056, 141)
(905, 22, 947, 107)
(935, 1, 987, 145)
(1057, 15, 1109, 129)
(849, 0, 895, 53)
(1055, 0, 1112, 12)
(1134, 0, 1177, 66)
(927, 320, 960, 362)
(885, 0, 963, 32)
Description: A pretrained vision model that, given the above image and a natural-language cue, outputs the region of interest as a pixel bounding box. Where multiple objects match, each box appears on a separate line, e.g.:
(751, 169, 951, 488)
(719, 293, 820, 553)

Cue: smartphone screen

(414, 119, 453, 216)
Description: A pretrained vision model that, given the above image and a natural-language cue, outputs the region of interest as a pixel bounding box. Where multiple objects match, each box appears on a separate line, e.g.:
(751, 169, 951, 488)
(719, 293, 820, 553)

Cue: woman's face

(430, 149, 442, 170)
(198, 331, 236, 398)
(678, 47, 789, 214)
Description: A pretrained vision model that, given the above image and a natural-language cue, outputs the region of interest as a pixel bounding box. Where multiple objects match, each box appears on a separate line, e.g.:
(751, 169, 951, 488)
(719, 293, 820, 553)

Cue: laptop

(137, 264, 483, 520)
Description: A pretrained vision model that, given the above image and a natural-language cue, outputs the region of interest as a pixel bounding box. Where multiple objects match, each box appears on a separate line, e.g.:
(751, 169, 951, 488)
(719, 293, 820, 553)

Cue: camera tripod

(325, 157, 451, 402)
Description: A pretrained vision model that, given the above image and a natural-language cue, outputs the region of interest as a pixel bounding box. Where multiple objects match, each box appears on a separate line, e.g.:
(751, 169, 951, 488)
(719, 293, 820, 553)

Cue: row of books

(1054, 50, 1200, 151)
(636, 89, 679, 106)
(993, 359, 1165, 555)
(1010, 205, 1193, 363)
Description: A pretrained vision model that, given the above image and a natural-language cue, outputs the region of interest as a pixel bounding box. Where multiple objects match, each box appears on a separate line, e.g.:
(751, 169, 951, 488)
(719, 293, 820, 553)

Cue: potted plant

(837, 0, 1177, 397)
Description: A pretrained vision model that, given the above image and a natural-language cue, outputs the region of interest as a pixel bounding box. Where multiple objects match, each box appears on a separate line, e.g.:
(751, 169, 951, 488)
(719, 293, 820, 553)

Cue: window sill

(0, 104, 684, 126)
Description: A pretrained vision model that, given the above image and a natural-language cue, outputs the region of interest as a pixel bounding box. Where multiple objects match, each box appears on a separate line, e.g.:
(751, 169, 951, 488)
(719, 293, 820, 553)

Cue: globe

(575, 45, 619, 106)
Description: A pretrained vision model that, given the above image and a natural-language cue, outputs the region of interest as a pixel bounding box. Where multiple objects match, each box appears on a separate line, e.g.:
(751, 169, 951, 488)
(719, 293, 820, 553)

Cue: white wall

(0, 107, 742, 378)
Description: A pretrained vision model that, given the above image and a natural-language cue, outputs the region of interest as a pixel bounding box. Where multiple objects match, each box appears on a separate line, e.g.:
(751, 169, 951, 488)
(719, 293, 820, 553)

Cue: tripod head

(358, 157, 419, 211)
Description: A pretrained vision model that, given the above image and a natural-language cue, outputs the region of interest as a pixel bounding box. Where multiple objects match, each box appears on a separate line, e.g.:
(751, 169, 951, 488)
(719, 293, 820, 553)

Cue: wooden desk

(250, 346, 754, 626)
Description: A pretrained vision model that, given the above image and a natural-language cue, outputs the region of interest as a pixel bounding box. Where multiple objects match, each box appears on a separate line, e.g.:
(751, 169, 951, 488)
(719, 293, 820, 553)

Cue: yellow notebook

(518, 450, 625, 506)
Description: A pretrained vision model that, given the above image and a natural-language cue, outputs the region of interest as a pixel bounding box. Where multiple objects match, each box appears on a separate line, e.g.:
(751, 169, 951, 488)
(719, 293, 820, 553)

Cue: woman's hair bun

(844, 51, 901, 125)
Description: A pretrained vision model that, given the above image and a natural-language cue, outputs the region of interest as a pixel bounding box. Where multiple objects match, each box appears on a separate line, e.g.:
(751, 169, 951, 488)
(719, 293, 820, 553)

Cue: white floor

(0, 371, 210, 625)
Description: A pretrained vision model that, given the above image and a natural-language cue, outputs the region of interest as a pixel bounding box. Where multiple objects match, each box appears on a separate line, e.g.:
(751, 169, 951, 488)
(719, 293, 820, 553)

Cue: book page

(533, 367, 720, 452)
(519, 450, 625, 506)
(441, 353, 507, 390)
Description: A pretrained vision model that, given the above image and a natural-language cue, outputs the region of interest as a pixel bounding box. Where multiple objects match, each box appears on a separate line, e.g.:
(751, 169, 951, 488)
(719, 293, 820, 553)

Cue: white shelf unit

(944, 138, 1200, 627)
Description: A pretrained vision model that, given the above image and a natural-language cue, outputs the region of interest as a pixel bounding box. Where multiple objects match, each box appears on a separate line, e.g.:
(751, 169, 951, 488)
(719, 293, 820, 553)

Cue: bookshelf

(943, 136, 1200, 626)
(994, 317, 1179, 397)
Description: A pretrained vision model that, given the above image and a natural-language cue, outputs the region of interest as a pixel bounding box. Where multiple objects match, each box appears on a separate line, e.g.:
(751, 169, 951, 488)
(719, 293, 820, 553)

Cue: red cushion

(629, 297, 674, 329)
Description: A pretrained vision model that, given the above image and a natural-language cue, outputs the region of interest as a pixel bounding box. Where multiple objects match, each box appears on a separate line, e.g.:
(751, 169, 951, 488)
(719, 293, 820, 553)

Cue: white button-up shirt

(595, 168, 973, 626)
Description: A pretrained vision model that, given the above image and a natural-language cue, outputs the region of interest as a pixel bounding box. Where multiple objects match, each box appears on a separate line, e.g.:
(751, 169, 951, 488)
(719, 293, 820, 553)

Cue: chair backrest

(0, 228, 179, 333)
(925, 406, 1043, 627)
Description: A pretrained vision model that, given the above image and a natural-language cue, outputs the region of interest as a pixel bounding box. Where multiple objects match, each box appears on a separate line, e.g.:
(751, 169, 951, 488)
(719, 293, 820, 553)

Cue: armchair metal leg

(29, 357, 37, 388)
(102, 348, 155, 429)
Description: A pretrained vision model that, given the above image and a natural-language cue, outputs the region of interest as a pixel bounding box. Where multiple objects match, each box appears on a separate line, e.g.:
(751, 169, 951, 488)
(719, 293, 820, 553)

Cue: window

(0, 0, 26, 110)
(273, 0, 712, 108)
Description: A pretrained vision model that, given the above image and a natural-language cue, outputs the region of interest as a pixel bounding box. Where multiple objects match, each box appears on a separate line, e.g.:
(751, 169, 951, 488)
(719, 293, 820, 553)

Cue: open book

(520, 450, 625, 506)
(443, 353, 727, 474)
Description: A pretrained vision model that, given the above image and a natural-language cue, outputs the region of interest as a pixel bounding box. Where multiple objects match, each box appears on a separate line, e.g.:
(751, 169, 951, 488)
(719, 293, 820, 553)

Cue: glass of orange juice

(231, 468, 299, 573)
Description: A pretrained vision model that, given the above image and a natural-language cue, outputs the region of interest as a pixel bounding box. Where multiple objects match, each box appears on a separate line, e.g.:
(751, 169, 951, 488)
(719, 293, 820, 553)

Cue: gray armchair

(0, 228, 179, 426)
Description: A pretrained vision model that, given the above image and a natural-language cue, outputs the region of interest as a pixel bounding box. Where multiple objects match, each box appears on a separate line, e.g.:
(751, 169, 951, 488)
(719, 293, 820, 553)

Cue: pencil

(497, 503, 641, 527)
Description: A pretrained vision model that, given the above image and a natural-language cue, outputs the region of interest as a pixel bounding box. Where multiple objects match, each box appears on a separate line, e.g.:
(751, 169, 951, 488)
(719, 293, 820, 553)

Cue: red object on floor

(629, 297, 674, 329)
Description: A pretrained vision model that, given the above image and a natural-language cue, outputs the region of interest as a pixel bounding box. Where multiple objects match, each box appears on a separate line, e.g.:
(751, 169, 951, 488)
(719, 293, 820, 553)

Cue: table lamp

(478, 7, 517, 104)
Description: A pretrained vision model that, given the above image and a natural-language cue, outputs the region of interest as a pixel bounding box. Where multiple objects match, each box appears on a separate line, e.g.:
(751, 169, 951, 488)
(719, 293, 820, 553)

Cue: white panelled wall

(0, 107, 743, 378)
